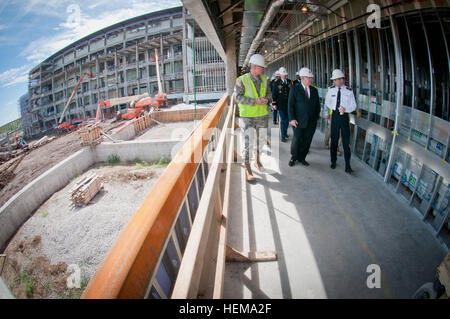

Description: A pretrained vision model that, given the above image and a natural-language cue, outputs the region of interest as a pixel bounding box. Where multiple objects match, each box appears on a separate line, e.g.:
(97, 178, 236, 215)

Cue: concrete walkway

(223, 124, 446, 299)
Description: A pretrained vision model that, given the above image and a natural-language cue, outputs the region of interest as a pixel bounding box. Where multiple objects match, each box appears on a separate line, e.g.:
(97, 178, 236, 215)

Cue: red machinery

(94, 94, 153, 123)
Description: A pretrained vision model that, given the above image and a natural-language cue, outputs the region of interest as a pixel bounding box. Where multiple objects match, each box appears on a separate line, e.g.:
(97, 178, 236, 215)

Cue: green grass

(41, 211, 49, 217)
(20, 272, 35, 298)
(0, 118, 21, 134)
(128, 157, 171, 169)
(107, 154, 121, 166)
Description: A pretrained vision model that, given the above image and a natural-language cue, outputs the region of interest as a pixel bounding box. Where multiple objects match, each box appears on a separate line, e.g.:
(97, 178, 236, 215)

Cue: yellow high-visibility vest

(237, 73, 268, 118)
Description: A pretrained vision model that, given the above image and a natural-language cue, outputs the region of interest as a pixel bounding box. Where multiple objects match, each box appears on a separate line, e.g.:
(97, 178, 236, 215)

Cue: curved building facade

(26, 6, 225, 136)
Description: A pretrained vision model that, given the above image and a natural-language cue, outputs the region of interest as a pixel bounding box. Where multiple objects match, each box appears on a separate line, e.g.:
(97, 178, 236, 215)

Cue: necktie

(336, 87, 341, 110)
(305, 86, 309, 99)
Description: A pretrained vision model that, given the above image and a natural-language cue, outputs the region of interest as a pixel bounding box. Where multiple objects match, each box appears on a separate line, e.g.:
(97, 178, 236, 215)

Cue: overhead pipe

(243, 0, 285, 67)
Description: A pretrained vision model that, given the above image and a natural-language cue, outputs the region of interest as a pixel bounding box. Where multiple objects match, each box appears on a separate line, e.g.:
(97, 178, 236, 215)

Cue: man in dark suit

(288, 67, 321, 167)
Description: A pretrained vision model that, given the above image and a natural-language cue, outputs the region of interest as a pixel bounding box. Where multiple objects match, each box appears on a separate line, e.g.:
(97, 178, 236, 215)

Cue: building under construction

(25, 6, 225, 137)
(2, 0, 448, 301)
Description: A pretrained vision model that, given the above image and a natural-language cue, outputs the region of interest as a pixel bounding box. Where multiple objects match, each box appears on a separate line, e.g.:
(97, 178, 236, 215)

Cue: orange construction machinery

(95, 49, 168, 123)
(58, 72, 95, 131)
(94, 94, 153, 123)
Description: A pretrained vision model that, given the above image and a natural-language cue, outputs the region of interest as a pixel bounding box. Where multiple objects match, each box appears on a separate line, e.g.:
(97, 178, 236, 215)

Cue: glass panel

(355, 127, 366, 160)
(412, 166, 439, 215)
(424, 11, 449, 121)
(155, 263, 172, 297)
(389, 148, 407, 188)
(175, 202, 190, 254)
(187, 178, 199, 220)
(407, 14, 431, 114)
(426, 178, 449, 231)
(374, 137, 391, 177)
(398, 155, 421, 201)
(148, 286, 161, 299)
(165, 236, 180, 274)
(196, 163, 205, 196)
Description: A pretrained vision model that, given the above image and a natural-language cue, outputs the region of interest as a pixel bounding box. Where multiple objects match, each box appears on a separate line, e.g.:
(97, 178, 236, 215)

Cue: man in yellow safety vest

(234, 54, 272, 183)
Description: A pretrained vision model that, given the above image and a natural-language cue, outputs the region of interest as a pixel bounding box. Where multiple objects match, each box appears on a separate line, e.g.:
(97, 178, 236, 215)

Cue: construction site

(1, 0, 450, 301)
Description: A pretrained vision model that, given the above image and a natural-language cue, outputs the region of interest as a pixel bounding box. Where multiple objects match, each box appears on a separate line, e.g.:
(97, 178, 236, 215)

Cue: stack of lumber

(70, 173, 102, 206)
(78, 123, 103, 147)
(28, 136, 56, 149)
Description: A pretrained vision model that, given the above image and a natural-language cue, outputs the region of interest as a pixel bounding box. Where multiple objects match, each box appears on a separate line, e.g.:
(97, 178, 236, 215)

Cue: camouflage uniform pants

(239, 115, 269, 163)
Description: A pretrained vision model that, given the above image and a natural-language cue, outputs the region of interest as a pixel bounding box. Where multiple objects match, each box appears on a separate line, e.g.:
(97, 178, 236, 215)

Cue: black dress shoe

(331, 163, 336, 169)
(345, 167, 353, 174)
(289, 160, 296, 167)
(300, 160, 310, 166)
(281, 138, 287, 143)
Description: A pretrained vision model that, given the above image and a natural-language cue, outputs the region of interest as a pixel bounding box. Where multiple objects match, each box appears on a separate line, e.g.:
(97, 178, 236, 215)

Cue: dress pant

(278, 109, 289, 139)
(290, 120, 317, 162)
(273, 108, 278, 123)
(330, 110, 351, 168)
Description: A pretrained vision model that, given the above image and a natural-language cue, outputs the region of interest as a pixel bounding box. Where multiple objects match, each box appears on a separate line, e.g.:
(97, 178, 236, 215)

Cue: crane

(58, 72, 94, 131)
(153, 48, 167, 108)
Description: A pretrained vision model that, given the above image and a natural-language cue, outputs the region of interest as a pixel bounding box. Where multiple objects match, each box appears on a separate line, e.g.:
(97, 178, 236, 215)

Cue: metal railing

(82, 95, 228, 299)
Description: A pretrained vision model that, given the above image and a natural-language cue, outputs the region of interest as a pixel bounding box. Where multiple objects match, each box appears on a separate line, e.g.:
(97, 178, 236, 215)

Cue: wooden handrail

(82, 95, 228, 299)
(171, 96, 234, 299)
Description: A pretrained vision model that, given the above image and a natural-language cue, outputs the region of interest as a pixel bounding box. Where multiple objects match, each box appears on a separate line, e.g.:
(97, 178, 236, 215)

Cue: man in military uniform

(272, 67, 292, 142)
(288, 67, 321, 167)
(293, 71, 301, 86)
(235, 54, 272, 183)
(270, 70, 281, 124)
(324, 69, 357, 174)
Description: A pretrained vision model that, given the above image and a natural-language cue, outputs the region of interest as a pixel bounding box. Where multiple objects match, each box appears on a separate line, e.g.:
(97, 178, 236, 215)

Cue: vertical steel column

(352, 29, 361, 153)
(385, 15, 404, 184)
(436, 10, 450, 163)
(339, 34, 344, 71)
(346, 31, 353, 90)
(419, 12, 435, 152)
(404, 16, 416, 141)
(365, 27, 373, 122)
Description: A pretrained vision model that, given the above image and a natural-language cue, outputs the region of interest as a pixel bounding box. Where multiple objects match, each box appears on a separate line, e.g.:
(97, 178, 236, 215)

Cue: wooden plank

(213, 99, 236, 299)
(225, 246, 277, 262)
(171, 102, 232, 299)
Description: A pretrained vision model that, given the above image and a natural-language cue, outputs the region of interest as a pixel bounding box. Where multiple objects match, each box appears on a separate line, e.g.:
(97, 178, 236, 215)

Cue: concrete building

(19, 93, 31, 137)
(26, 6, 226, 136)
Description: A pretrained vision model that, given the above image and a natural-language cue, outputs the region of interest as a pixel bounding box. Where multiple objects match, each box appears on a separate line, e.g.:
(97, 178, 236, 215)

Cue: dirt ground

(0, 120, 118, 208)
(1, 164, 166, 299)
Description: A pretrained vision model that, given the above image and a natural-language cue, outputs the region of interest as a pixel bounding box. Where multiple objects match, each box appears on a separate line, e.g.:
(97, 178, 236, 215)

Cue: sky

(0, 0, 182, 127)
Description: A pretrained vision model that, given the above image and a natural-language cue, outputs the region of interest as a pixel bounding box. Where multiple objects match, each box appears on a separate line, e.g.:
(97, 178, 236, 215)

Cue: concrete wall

(0, 147, 96, 250)
(95, 139, 183, 163)
(110, 122, 138, 141)
(0, 138, 184, 250)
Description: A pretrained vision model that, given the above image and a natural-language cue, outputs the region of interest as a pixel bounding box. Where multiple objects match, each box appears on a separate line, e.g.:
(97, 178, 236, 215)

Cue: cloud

(0, 64, 32, 88)
(20, 0, 182, 64)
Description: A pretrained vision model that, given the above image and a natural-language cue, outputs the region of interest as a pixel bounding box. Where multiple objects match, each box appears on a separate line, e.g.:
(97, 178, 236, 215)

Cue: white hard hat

(299, 67, 314, 78)
(274, 71, 281, 76)
(278, 67, 288, 76)
(249, 54, 266, 68)
(331, 69, 345, 80)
